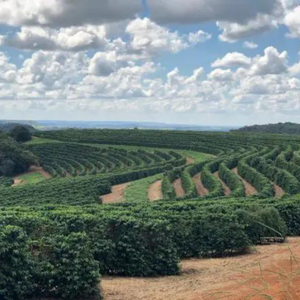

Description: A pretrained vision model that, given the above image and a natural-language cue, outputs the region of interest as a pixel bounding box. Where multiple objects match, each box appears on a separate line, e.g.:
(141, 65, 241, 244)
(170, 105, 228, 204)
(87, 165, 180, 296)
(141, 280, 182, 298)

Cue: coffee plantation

(1, 128, 300, 299)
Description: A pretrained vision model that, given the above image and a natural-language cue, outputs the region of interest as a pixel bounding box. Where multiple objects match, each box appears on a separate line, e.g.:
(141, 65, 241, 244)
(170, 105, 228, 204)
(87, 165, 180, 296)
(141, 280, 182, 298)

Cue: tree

(10, 125, 32, 142)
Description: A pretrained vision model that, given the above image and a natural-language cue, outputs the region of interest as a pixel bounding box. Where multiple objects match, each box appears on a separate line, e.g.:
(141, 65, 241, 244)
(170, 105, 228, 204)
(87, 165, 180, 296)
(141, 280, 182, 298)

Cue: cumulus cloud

(148, 0, 297, 42)
(125, 18, 210, 57)
(217, 14, 279, 42)
(212, 52, 252, 68)
(88, 51, 125, 77)
(244, 41, 258, 49)
(3, 26, 108, 51)
(16, 51, 88, 88)
(284, 6, 300, 38)
(251, 47, 288, 75)
(0, 0, 141, 27)
(126, 18, 188, 55)
(208, 69, 233, 81)
(1, 45, 300, 118)
(0, 52, 17, 83)
(1, 17, 210, 55)
(188, 31, 212, 44)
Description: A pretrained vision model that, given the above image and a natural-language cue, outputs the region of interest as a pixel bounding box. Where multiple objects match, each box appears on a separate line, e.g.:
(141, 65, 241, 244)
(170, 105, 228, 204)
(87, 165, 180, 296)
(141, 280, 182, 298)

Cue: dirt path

(186, 157, 195, 165)
(101, 238, 300, 300)
(273, 183, 285, 198)
(12, 178, 24, 187)
(148, 180, 163, 202)
(232, 167, 258, 196)
(193, 173, 209, 196)
(213, 171, 231, 196)
(173, 178, 185, 198)
(101, 183, 130, 204)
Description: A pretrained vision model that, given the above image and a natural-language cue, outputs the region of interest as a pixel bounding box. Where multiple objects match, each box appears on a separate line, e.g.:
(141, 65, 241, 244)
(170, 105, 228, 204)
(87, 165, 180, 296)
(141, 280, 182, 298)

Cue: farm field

(2, 128, 300, 299)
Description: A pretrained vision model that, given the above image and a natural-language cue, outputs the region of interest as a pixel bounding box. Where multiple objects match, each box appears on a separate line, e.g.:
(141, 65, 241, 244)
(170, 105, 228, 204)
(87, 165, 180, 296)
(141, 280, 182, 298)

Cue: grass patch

(26, 137, 61, 145)
(177, 150, 215, 163)
(125, 174, 163, 203)
(17, 172, 47, 184)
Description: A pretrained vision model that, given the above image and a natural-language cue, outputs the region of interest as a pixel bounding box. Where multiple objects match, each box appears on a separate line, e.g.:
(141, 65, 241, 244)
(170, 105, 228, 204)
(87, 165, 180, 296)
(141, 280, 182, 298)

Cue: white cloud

(126, 18, 188, 56)
(16, 51, 88, 89)
(208, 69, 233, 81)
(244, 41, 258, 49)
(88, 51, 125, 77)
(284, 6, 300, 38)
(188, 30, 212, 44)
(0, 52, 17, 83)
(0, 46, 300, 119)
(0, 0, 141, 27)
(4, 26, 109, 52)
(125, 18, 210, 57)
(212, 52, 252, 68)
(2, 18, 211, 56)
(251, 46, 288, 75)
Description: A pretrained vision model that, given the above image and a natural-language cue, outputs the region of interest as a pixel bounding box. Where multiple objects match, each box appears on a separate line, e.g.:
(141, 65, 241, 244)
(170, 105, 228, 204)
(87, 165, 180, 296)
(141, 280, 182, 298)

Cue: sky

(0, 0, 300, 126)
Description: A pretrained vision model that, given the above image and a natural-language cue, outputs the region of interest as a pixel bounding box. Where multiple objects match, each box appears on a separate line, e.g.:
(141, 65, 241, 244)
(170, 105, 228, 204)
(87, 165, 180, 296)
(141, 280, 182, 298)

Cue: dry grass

(102, 238, 300, 300)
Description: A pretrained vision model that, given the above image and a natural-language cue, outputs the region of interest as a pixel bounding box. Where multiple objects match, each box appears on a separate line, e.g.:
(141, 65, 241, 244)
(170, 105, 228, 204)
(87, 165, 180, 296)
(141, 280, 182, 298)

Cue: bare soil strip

(12, 178, 23, 187)
(148, 180, 163, 202)
(101, 238, 300, 300)
(101, 183, 130, 204)
(173, 178, 185, 198)
(232, 167, 258, 196)
(273, 183, 285, 198)
(186, 157, 195, 165)
(213, 171, 231, 196)
(193, 173, 209, 196)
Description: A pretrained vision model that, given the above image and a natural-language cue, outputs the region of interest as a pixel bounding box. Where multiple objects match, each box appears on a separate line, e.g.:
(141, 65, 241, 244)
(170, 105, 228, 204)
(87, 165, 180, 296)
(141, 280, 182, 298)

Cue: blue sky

(0, 0, 300, 126)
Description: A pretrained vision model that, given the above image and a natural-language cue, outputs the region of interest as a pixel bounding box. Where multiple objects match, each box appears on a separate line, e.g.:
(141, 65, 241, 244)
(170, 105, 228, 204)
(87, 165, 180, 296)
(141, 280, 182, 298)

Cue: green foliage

(0, 176, 13, 187)
(0, 226, 34, 300)
(93, 217, 180, 276)
(236, 207, 287, 243)
(219, 162, 245, 197)
(0, 133, 36, 176)
(9, 125, 33, 142)
(28, 143, 185, 178)
(2, 128, 300, 298)
(238, 153, 275, 198)
(201, 160, 224, 198)
(34, 232, 101, 300)
(252, 157, 300, 195)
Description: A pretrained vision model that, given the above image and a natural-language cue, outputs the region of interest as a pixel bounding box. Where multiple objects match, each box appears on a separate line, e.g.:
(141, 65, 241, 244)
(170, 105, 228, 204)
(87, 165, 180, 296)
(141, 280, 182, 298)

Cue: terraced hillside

(1, 129, 300, 300)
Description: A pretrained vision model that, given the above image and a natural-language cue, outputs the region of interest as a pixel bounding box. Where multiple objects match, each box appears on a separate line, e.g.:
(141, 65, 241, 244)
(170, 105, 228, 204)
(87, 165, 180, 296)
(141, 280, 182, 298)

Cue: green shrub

(34, 232, 101, 300)
(0, 226, 34, 300)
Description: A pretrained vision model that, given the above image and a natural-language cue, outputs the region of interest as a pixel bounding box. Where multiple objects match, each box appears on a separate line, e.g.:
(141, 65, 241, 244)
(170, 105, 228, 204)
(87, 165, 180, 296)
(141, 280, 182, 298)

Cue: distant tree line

(232, 122, 300, 135)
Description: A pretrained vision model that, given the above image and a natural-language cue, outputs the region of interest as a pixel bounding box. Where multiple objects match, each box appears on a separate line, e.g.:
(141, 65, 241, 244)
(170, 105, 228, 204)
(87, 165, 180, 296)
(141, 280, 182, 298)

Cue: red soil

(232, 167, 258, 196)
(274, 183, 285, 198)
(102, 238, 300, 300)
(101, 183, 130, 204)
(193, 173, 209, 196)
(173, 178, 185, 198)
(148, 180, 163, 202)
